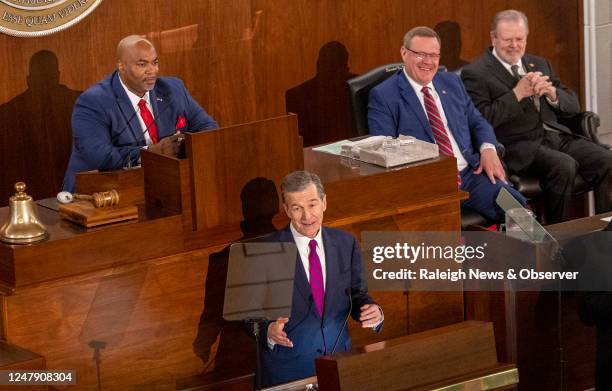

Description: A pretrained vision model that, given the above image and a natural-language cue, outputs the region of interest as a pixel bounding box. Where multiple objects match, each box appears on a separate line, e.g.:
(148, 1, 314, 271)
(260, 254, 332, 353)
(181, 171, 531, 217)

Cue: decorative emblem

(0, 0, 102, 37)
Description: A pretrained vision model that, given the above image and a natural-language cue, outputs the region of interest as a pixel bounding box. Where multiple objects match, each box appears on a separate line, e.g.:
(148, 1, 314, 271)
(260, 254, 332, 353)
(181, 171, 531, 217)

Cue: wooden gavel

(57, 189, 120, 208)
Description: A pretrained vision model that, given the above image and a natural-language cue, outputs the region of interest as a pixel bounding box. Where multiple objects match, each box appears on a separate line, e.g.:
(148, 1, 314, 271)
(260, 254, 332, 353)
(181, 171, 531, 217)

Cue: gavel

(57, 189, 120, 208)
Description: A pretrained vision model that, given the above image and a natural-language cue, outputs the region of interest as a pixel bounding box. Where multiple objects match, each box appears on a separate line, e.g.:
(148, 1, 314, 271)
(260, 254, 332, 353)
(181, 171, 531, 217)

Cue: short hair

(403, 26, 441, 49)
(116, 35, 155, 60)
(491, 10, 529, 36)
(281, 171, 325, 203)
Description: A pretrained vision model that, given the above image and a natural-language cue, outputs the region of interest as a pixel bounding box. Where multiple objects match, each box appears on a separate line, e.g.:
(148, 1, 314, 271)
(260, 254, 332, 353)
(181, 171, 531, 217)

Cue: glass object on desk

(381, 138, 400, 152)
(505, 208, 543, 242)
(399, 135, 422, 155)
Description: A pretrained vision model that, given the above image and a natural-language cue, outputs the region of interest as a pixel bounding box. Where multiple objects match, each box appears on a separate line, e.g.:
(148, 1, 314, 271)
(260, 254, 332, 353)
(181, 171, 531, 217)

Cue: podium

(315, 321, 518, 391)
(0, 114, 471, 390)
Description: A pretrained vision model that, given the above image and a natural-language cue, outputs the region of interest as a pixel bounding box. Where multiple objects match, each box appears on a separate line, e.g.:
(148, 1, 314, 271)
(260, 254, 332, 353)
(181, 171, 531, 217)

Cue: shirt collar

(491, 47, 523, 75)
(290, 223, 323, 250)
(118, 73, 151, 108)
(403, 68, 436, 96)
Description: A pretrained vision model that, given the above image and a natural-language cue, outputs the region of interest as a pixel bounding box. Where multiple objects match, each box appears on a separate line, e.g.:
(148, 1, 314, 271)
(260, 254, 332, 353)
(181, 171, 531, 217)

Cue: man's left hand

(529, 74, 557, 101)
(359, 304, 382, 328)
(475, 148, 507, 184)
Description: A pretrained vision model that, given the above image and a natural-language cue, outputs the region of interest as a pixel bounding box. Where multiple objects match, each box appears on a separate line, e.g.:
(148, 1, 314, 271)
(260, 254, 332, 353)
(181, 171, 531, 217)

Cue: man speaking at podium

(261, 171, 383, 387)
(62, 35, 218, 192)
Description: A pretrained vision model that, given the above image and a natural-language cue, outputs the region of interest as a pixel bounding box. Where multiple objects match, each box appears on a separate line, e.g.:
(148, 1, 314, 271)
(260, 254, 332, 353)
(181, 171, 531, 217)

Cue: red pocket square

(175, 116, 187, 131)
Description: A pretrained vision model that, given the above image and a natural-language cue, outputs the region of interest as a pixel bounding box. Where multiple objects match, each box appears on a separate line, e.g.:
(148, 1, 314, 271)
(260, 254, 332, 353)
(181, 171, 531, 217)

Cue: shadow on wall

(434, 21, 469, 72)
(0, 50, 81, 206)
(191, 177, 280, 386)
(286, 41, 357, 147)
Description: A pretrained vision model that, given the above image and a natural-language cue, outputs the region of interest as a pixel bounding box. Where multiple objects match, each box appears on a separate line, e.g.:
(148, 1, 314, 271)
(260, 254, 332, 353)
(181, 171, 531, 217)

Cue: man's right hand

(148, 133, 184, 157)
(267, 317, 293, 348)
(512, 75, 534, 102)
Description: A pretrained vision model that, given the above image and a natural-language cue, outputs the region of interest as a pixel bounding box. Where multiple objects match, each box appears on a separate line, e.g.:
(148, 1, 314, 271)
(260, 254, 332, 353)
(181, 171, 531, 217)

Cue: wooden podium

(0, 115, 471, 390)
(315, 321, 518, 391)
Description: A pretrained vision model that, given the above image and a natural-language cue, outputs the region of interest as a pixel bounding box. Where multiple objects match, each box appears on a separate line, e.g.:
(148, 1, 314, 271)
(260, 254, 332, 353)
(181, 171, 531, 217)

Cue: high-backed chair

(346, 63, 491, 229)
(347, 62, 404, 136)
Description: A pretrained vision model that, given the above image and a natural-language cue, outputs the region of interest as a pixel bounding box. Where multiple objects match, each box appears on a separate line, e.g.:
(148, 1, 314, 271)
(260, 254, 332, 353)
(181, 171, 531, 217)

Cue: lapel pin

(156, 97, 163, 102)
(442, 90, 447, 94)
(528, 63, 535, 68)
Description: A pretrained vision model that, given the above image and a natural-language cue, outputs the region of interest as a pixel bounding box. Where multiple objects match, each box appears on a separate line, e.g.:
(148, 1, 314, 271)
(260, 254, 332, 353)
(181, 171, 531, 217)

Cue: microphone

(330, 288, 352, 355)
(109, 70, 172, 147)
(111, 98, 144, 147)
(57, 191, 74, 204)
(114, 93, 175, 169)
(112, 91, 173, 145)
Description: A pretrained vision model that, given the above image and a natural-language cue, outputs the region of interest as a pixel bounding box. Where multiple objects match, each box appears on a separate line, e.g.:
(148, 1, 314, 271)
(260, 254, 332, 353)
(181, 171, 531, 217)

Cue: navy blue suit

(63, 71, 218, 191)
(368, 70, 525, 222)
(260, 225, 378, 387)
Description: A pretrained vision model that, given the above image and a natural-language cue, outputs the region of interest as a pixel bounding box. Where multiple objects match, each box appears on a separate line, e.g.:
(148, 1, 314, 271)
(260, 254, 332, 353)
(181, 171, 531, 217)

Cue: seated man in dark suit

(261, 170, 383, 387)
(63, 35, 218, 191)
(461, 9, 612, 223)
(368, 26, 525, 223)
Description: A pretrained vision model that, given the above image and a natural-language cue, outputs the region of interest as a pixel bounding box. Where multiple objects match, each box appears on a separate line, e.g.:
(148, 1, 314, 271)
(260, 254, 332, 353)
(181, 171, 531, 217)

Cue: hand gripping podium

(315, 321, 517, 391)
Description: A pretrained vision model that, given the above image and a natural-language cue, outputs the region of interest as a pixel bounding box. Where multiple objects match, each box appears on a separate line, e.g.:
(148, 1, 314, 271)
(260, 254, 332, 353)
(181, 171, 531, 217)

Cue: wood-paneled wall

(0, 0, 581, 205)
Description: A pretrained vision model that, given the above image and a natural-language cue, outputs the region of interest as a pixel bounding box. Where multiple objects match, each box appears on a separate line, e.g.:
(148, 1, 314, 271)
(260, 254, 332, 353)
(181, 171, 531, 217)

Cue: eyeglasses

(405, 47, 441, 61)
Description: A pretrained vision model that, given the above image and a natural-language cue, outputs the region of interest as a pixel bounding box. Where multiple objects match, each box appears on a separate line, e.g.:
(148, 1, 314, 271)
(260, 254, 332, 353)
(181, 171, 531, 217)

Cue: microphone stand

(244, 317, 267, 391)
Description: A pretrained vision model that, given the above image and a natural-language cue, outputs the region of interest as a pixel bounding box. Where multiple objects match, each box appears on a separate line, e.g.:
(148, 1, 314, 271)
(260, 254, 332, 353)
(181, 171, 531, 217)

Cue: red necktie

(421, 86, 461, 186)
(138, 99, 158, 144)
(308, 239, 325, 318)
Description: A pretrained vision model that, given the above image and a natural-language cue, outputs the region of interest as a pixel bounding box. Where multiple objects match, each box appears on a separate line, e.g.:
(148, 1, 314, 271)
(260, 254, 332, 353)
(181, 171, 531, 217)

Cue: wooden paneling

(5, 249, 216, 390)
(0, 1, 580, 206)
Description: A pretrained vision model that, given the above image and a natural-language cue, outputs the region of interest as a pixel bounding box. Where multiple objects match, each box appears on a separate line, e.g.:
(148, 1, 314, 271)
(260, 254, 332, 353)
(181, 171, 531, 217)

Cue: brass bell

(0, 182, 48, 244)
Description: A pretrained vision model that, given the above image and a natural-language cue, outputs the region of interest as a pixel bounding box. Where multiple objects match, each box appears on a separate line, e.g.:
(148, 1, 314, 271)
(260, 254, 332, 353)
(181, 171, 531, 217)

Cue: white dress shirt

(290, 223, 327, 289)
(403, 69, 471, 171)
(267, 225, 382, 347)
(118, 75, 155, 146)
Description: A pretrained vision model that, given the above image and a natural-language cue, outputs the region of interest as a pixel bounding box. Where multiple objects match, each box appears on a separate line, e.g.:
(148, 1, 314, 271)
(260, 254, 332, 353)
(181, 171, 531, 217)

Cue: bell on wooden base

(0, 182, 48, 244)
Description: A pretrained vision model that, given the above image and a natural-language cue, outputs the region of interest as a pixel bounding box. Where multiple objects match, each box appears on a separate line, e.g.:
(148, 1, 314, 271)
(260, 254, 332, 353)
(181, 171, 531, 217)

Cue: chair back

(346, 62, 403, 136)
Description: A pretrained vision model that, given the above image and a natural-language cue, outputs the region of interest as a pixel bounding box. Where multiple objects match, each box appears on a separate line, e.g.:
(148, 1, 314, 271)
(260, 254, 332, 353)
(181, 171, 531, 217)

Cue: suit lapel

(111, 72, 144, 145)
(321, 227, 340, 320)
(150, 88, 173, 138)
(521, 55, 539, 74)
(432, 75, 462, 145)
(397, 73, 434, 141)
(484, 49, 516, 90)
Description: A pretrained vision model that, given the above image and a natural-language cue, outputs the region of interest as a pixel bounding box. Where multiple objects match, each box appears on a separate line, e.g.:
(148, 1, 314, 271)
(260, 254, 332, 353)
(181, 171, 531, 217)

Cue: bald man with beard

(63, 35, 218, 191)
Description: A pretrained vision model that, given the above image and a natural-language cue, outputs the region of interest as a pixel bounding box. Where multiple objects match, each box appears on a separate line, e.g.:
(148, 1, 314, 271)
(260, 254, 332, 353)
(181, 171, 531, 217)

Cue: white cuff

(480, 142, 496, 152)
(372, 305, 384, 329)
(546, 96, 559, 107)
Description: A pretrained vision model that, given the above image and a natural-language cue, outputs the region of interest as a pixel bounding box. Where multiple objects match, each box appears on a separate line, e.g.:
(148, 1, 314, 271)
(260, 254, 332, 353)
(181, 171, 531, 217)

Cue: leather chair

(346, 63, 491, 230)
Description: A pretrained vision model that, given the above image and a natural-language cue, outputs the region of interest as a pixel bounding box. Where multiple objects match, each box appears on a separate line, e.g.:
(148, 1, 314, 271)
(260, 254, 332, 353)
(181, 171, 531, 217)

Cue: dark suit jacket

(62, 71, 218, 191)
(461, 48, 580, 172)
(368, 70, 497, 171)
(260, 225, 378, 387)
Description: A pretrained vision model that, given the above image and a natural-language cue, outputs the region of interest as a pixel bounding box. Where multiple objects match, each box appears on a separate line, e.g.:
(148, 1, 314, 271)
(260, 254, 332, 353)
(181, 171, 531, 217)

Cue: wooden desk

(466, 212, 612, 391)
(0, 128, 467, 390)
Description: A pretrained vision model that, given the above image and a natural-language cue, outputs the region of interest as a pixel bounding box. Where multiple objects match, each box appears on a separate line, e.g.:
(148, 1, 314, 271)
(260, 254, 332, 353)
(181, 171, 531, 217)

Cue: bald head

(116, 35, 155, 61)
(116, 35, 159, 97)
